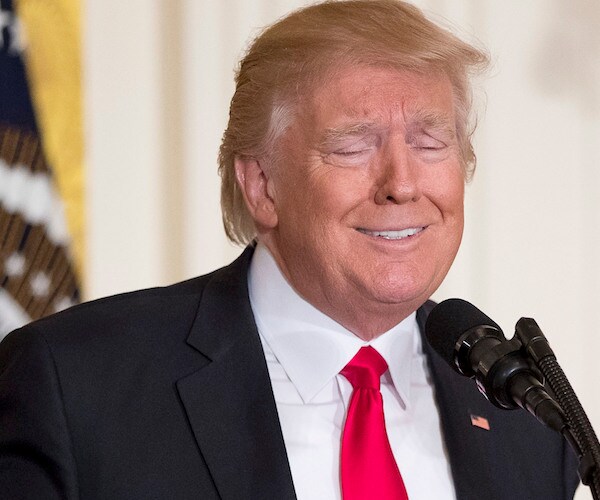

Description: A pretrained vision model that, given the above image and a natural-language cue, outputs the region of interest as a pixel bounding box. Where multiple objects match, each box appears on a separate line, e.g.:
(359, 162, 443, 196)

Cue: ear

(234, 156, 278, 230)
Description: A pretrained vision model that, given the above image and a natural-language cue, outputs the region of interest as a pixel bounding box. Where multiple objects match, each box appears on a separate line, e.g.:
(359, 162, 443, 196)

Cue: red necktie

(340, 346, 409, 500)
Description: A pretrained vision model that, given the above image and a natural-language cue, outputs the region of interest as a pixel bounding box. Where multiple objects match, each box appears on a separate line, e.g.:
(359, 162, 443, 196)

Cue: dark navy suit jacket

(0, 247, 579, 499)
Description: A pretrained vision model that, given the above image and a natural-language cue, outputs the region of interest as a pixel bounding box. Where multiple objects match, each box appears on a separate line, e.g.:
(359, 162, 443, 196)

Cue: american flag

(0, 0, 80, 339)
(470, 414, 491, 431)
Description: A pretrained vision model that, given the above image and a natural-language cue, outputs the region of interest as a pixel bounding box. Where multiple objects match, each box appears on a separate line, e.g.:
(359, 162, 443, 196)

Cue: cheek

(440, 175, 465, 254)
(319, 165, 374, 209)
(429, 166, 465, 217)
(272, 175, 335, 247)
(300, 171, 365, 222)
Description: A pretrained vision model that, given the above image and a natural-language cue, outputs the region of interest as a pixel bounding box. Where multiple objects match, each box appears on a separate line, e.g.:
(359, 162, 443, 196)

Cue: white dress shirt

(248, 243, 456, 500)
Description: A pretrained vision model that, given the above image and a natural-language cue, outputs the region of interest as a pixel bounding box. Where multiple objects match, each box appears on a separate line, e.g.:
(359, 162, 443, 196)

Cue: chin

(369, 288, 428, 309)
(364, 268, 438, 307)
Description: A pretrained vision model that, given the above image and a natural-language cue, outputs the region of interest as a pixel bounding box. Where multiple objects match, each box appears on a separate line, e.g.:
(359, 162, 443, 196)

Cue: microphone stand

(516, 318, 600, 500)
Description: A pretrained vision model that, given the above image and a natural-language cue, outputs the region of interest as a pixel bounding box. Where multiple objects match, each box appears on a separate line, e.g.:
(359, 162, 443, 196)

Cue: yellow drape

(15, 0, 84, 282)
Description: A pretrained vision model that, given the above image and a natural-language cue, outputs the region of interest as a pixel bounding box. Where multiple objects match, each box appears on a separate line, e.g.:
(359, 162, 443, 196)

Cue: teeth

(358, 227, 424, 239)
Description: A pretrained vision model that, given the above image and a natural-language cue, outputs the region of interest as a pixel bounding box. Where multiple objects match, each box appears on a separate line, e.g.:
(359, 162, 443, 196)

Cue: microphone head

(425, 298, 503, 368)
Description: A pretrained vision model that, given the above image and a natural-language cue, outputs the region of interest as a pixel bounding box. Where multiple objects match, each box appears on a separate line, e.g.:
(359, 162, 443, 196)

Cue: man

(0, 1, 580, 499)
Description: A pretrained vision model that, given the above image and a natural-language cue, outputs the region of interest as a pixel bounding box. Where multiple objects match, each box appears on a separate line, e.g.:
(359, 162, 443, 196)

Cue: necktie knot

(340, 346, 388, 390)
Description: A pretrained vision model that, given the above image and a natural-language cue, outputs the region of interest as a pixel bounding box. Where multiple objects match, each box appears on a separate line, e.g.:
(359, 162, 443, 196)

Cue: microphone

(425, 298, 566, 433)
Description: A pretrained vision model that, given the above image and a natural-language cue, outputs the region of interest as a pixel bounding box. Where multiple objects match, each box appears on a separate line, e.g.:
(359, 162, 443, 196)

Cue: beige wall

(85, 2, 599, 497)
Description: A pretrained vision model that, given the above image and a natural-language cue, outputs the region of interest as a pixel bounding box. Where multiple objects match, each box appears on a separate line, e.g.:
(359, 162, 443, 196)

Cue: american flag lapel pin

(470, 414, 490, 431)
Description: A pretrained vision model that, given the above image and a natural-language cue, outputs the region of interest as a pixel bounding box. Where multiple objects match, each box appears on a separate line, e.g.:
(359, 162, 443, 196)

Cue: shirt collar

(248, 243, 420, 408)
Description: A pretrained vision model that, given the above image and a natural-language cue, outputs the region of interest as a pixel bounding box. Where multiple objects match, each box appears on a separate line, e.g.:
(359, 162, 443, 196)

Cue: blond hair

(219, 0, 489, 245)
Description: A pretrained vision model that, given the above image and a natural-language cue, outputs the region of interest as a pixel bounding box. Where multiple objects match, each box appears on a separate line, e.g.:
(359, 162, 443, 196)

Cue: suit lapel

(177, 247, 296, 500)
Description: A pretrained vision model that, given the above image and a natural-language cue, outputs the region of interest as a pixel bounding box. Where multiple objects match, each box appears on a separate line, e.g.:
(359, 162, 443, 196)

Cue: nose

(374, 144, 421, 205)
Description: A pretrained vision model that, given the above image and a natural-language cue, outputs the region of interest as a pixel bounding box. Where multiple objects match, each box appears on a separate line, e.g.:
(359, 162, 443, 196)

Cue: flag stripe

(1, 126, 79, 339)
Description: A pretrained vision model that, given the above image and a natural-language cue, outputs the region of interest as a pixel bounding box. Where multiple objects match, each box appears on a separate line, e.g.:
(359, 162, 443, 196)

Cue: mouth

(356, 226, 425, 240)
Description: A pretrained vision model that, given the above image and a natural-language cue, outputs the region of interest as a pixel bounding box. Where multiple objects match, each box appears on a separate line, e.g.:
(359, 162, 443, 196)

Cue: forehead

(300, 65, 456, 132)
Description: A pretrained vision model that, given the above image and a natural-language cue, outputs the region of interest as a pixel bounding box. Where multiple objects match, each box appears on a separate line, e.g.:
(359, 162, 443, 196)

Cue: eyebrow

(319, 122, 382, 147)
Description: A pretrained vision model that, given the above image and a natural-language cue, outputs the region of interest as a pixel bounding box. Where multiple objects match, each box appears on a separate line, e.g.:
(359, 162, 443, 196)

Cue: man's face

(260, 66, 465, 337)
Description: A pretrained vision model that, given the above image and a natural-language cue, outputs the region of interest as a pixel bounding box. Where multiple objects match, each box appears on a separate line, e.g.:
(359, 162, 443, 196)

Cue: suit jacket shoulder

(0, 246, 296, 500)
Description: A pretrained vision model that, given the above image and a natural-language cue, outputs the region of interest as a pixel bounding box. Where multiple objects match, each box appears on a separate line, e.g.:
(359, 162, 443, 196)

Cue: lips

(356, 226, 425, 240)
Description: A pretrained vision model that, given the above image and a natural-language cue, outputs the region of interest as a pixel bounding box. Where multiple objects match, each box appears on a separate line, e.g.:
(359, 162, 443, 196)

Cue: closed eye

(333, 148, 370, 156)
(406, 132, 453, 163)
(410, 135, 447, 150)
(322, 134, 379, 165)
(325, 146, 374, 166)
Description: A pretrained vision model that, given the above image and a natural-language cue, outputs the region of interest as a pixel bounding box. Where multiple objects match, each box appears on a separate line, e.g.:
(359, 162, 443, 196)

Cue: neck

(311, 296, 417, 341)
